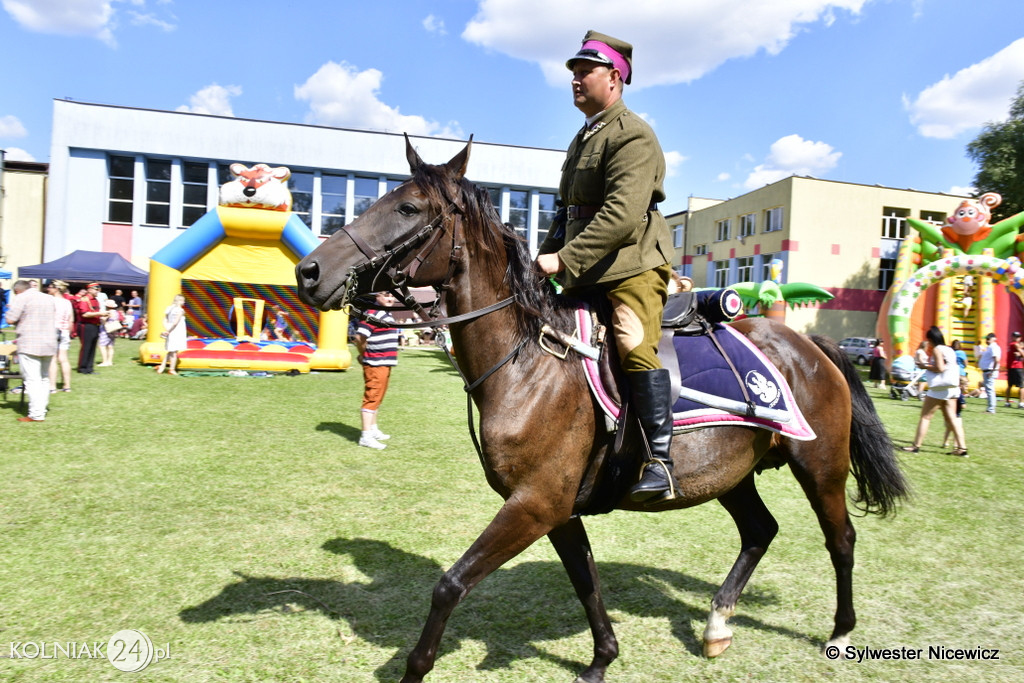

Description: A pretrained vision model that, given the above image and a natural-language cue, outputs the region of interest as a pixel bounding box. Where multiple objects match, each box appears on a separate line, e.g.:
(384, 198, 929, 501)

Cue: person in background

(869, 338, 888, 389)
(156, 294, 187, 375)
(47, 280, 74, 392)
(97, 300, 122, 367)
(901, 326, 967, 456)
(354, 291, 399, 450)
(942, 339, 969, 449)
(127, 290, 143, 320)
(977, 332, 1001, 414)
(74, 283, 104, 374)
(1004, 330, 1023, 408)
(5, 279, 57, 422)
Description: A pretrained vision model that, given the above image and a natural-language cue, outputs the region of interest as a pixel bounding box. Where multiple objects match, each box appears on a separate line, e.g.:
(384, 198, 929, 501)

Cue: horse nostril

(299, 260, 320, 284)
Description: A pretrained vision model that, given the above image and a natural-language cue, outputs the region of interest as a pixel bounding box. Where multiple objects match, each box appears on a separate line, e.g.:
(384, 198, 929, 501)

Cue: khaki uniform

(540, 98, 673, 371)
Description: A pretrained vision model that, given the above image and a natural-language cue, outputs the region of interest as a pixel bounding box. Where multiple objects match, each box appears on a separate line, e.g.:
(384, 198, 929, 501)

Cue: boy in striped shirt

(354, 292, 399, 449)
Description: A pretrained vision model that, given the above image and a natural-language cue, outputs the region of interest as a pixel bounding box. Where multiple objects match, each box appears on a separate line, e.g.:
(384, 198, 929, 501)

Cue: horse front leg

(401, 495, 561, 683)
(704, 474, 778, 658)
(547, 517, 618, 683)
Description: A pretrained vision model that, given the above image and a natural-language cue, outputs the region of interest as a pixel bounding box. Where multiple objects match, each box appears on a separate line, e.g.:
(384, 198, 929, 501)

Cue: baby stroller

(889, 355, 925, 400)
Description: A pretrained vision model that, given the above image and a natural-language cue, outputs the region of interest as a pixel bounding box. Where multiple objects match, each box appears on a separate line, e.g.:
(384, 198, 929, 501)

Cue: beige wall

(680, 176, 967, 337)
(1, 165, 47, 279)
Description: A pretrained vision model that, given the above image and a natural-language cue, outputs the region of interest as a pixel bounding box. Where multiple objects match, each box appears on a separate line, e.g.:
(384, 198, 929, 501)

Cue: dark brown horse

(296, 139, 908, 683)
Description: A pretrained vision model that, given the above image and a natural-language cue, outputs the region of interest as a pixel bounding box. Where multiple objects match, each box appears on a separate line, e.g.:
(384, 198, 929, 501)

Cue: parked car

(838, 336, 875, 365)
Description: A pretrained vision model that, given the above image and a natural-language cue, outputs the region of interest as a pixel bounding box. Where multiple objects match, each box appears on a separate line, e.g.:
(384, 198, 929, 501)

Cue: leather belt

(567, 202, 659, 220)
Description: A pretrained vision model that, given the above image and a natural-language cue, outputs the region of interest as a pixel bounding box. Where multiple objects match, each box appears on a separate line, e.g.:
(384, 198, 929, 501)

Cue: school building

(39, 99, 564, 273)
(667, 176, 973, 340)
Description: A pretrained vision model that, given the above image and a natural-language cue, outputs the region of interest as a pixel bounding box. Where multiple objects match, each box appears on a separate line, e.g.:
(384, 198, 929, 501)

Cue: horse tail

(810, 335, 910, 517)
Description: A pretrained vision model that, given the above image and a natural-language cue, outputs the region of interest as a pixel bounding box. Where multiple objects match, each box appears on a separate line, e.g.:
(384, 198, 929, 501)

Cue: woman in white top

(46, 280, 75, 392)
(901, 326, 968, 456)
(156, 294, 187, 375)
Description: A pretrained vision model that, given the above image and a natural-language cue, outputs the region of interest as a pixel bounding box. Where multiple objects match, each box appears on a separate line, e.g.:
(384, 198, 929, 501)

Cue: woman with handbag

(97, 300, 123, 367)
(901, 326, 968, 456)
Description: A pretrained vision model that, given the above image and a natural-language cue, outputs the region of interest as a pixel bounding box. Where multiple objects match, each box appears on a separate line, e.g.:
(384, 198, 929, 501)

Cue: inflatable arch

(888, 252, 1024, 356)
(139, 164, 351, 372)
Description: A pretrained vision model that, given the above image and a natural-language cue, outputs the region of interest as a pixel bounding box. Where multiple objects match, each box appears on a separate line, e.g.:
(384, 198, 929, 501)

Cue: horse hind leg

(703, 474, 778, 658)
(547, 517, 618, 683)
(787, 452, 858, 653)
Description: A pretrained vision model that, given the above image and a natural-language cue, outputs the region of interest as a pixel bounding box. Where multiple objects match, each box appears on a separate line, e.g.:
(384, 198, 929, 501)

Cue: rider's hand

(536, 253, 564, 276)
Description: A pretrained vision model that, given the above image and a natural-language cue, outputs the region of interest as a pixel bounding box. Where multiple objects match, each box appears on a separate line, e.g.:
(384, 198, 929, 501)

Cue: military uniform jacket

(539, 98, 673, 291)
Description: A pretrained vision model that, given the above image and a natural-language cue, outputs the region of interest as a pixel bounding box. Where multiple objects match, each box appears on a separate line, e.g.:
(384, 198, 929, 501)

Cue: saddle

(555, 290, 816, 516)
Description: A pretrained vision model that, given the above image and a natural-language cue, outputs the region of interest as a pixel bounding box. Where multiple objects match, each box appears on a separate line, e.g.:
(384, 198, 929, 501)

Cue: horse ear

(444, 135, 473, 180)
(405, 133, 424, 172)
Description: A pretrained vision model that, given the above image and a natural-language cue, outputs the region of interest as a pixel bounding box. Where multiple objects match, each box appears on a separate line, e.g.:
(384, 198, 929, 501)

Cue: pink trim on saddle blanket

(576, 305, 816, 441)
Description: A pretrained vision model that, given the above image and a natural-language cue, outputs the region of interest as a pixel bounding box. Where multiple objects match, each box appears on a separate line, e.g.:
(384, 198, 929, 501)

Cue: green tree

(966, 81, 1024, 222)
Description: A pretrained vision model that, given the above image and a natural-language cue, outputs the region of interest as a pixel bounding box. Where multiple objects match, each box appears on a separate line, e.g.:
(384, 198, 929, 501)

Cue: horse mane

(411, 164, 577, 339)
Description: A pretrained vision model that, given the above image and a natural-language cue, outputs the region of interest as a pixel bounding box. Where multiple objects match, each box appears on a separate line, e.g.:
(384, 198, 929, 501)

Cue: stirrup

(630, 459, 678, 503)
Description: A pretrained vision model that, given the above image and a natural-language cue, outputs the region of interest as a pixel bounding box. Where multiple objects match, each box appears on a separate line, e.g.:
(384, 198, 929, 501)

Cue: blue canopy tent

(18, 250, 148, 287)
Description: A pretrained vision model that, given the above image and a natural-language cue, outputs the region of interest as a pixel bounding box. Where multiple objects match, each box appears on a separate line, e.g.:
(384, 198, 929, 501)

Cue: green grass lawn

(1, 340, 1022, 682)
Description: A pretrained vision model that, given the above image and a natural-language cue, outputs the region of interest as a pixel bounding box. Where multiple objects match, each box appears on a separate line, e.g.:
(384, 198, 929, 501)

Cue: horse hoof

(704, 637, 732, 658)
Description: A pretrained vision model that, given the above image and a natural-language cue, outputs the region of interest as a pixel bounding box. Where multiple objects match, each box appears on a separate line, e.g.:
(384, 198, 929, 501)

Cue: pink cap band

(581, 39, 630, 83)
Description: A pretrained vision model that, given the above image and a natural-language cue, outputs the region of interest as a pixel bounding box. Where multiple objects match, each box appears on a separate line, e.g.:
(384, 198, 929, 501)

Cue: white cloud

(2, 0, 175, 46)
(743, 134, 841, 189)
(663, 150, 687, 177)
(0, 115, 28, 139)
(463, 0, 868, 88)
(294, 61, 463, 138)
(716, 172, 731, 182)
(423, 14, 446, 35)
(176, 84, 242, 116)
(1, 147, 36, 162)
(906, 38, 1024, 139)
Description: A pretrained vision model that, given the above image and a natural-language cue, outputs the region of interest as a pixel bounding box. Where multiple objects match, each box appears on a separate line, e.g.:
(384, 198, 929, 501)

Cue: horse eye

(398, 203, 419, 217)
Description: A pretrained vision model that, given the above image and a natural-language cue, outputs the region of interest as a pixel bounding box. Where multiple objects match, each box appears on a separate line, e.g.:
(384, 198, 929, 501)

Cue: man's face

(375, 292, 395, 307)
(87, 286, 99, 297)
(571, 62, 618, 117)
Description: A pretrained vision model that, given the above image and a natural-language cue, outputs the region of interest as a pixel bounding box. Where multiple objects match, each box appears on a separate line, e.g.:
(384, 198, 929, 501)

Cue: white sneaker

(372, 427, 391, 441)
(358, 435, 387, 450)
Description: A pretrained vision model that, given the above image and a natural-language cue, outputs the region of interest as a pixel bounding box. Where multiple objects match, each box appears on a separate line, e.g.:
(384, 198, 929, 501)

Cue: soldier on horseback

(536, 30, 678, 504)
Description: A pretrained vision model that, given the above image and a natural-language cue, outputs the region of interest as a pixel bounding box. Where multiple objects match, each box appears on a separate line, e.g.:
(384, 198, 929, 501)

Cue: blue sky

(1, 0, 1022, 212)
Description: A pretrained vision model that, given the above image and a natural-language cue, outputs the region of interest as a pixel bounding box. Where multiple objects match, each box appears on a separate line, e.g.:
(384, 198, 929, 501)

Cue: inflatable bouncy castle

(139, 164, 351, 372)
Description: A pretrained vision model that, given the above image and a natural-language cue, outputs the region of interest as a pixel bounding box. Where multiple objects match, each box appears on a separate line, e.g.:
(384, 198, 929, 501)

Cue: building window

(879, 257, 897, 291)
(694, 244, 708, 256)
(107, 155, 135, 224)
(739, 213, 756, 237)
(881, 207, 910, 239)
(673, 224, 684, 248)
(763, 207, 783, 232)
(320, 173, 346, 236)
(761, 252, 776, 281)
(716, 218, 732, 242)
(145, 158, 171, 226)
(289, 171, 314, 229)
(352, 176, 379, 220)
(508, 190, 529, 239)
(736, 256, 754, 282)
(181, 161, 209, 227)
(920, 210, 946, 225)
(714, 259, 729, 288)
(536, 192, 557, 245)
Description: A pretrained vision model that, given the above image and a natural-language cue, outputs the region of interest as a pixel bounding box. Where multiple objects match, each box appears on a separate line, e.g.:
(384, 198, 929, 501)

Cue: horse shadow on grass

(179, 537, 816, 680)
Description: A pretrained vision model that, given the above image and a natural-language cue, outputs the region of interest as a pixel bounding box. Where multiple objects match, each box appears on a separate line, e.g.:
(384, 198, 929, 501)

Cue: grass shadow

(180, 536, 814, 681)
(314, 421, 362, 442)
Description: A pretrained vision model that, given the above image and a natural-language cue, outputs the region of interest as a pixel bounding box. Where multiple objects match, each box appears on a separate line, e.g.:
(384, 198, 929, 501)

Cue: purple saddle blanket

(575, 306, 815, 441)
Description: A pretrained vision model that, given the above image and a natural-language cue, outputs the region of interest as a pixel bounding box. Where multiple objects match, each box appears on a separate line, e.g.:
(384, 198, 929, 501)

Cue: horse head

(296, 136, 473, 312)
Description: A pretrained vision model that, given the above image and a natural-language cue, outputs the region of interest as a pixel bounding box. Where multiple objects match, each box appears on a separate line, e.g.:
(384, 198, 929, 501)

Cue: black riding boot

(628, 368, 678, 504)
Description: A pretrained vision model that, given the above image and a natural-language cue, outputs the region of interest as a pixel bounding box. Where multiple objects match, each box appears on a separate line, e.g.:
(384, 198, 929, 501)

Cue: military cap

(566, 30, 633, 85)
